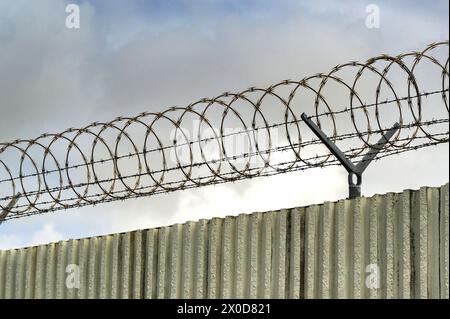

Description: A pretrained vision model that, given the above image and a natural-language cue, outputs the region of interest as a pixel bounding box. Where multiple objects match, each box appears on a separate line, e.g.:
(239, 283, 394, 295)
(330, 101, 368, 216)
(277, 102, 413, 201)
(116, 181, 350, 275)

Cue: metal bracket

(301, 113, 399, 199)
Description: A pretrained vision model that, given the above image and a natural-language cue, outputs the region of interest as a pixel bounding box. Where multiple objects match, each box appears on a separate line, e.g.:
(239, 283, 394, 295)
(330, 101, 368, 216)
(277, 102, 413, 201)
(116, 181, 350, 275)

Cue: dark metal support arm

(301, 113, 399, 199)
(0, 193, 20, 225)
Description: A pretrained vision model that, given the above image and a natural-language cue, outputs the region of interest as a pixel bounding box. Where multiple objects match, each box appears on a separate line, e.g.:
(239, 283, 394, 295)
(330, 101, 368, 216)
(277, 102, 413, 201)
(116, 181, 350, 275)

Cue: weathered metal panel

(0, 184, 448, 299)
(207, 218, 221, 299)
(440, 184, 449, 298)
(289, 208, 302, 299)
(304, 204, 319, 298)
(398, 189, 411, 298)
(333, 200, 347, 298)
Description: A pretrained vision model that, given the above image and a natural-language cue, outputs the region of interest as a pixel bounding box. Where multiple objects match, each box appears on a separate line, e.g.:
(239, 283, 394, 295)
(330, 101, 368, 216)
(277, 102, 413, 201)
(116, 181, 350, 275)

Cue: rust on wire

(0, 41, 449, 221)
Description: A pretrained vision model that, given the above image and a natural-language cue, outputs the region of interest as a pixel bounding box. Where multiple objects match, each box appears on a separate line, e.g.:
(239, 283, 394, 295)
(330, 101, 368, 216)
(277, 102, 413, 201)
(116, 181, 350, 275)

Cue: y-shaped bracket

(301, 113, 399, 199)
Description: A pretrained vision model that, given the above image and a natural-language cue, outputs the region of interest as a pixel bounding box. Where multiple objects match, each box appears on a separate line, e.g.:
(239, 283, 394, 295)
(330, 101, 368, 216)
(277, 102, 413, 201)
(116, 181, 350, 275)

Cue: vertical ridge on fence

(440, 184, 449, 298)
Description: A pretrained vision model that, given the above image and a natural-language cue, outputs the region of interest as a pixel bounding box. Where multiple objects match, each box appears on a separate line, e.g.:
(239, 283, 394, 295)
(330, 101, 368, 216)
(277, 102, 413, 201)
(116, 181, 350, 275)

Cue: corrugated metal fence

(0, 184, 448, 299)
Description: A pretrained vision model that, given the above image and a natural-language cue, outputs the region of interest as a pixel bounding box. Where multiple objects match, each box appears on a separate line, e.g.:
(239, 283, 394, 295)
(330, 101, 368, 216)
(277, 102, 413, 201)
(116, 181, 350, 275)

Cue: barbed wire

(1, 118, 447, 203)
(0, 89, 445, 186)
(0, 40, 448, 221)
(5, 136, 447, 221)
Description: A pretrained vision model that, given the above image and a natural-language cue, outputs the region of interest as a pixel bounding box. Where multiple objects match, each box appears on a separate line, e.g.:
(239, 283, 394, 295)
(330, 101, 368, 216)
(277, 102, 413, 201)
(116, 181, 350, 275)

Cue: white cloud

(0, 223, 64, 249)
(173, 166, 348, 223)
(30, 223, 64, 246)
(0, 234, 22, 250)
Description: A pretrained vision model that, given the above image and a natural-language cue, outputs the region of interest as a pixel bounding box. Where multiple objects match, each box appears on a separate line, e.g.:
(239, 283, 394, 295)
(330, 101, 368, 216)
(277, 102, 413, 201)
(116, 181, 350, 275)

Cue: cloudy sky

(0, 0, 448, 249)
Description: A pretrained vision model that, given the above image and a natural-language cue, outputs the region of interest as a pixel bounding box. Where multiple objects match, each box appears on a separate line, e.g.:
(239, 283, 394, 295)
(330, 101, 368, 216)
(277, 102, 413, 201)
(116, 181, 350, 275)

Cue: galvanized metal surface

(0, 184, 448, 299)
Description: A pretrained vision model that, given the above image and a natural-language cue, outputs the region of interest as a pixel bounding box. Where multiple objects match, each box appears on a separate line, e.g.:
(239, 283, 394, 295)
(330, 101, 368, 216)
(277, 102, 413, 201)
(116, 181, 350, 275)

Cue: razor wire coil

(0, 41, 449, 221)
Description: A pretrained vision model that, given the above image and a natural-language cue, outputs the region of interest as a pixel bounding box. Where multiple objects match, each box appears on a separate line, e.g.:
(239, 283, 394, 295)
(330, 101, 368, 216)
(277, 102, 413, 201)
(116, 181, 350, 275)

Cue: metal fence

(0, 183, 448, 299)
